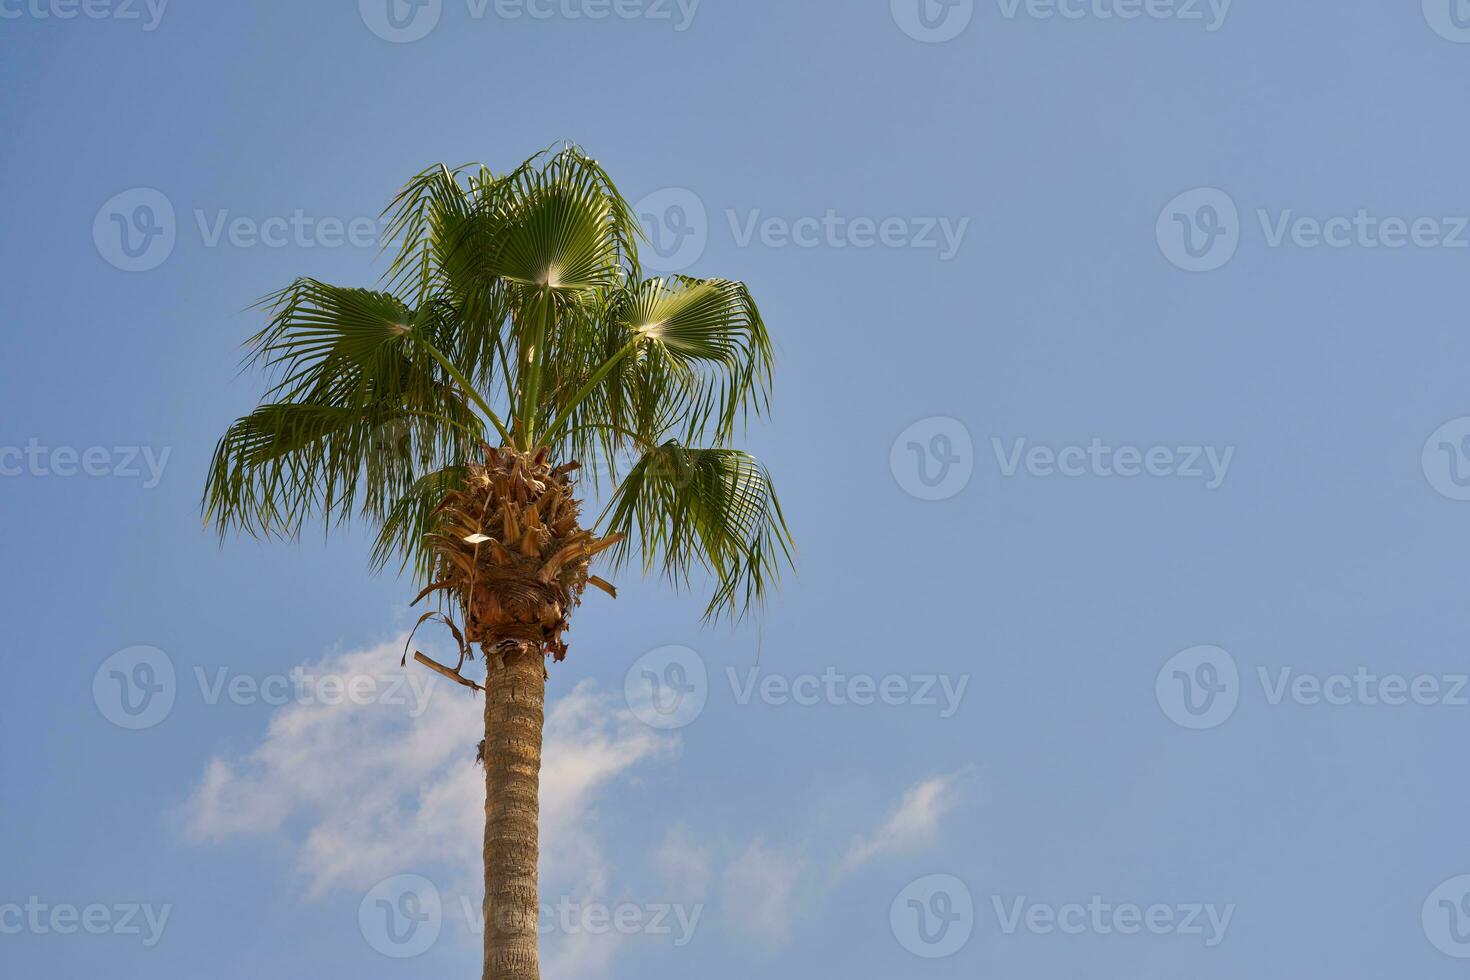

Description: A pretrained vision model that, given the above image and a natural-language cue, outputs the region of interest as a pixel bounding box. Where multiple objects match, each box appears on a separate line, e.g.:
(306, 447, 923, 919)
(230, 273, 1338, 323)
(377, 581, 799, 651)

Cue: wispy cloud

(840, 771, 966, 871)
(182, 638, 976, 969)
(720, 839, 805, 943)
(184, 639, 674, 974)
(656, 824, 714, 901)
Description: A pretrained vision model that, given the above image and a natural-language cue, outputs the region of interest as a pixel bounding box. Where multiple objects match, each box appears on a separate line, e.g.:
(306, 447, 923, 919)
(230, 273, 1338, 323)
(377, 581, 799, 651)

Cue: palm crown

(204, 144, 793, 623)
(204, 145, 793, 980)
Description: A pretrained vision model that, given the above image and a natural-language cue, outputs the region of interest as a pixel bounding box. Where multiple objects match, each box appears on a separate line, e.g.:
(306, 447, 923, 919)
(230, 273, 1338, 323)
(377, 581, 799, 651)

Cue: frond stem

(406, 330, 513, 445)
(538, 336, 643, 449)
(516, 288, 553, 450)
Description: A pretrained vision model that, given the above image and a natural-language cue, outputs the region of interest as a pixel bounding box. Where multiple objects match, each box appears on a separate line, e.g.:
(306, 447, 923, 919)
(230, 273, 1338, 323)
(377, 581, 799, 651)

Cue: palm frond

(600, 443, 793, 619)
(371, 464, 469, 580)
(207, 147, 792, 625)
(248, 278, 418, 402)
(203, 401, 472, 538)
(379, 163, 476, 305)
(538, 276, 774, 474)
(615, 275, 773, 441)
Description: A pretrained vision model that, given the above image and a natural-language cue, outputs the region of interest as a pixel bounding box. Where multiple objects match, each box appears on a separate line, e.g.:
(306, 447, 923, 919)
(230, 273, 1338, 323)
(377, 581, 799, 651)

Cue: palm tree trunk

(482, 646, 544, 980)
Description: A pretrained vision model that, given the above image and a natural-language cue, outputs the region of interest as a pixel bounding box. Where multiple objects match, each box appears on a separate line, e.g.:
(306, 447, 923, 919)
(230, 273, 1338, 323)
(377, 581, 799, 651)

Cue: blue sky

(6, 0, 1470, 976)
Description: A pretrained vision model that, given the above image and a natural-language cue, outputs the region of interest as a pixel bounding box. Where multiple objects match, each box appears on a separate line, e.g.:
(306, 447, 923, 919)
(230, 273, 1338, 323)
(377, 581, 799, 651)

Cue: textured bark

(482, 646, 545, 980)
(421, 447, 624, 980)
(424, 447, 621, 663)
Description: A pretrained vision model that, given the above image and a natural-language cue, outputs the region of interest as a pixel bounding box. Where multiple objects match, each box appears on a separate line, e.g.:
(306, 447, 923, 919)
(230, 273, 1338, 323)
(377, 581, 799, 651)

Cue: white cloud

(720, 839, 804, 943)
(184, 638, 674, 974)
(656, 824, 713, 901)
(542, 898, 624, 979)
(840, 772, 964, 871)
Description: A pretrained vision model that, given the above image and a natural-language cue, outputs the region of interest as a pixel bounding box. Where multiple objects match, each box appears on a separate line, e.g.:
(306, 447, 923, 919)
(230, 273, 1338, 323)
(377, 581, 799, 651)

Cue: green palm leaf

(600, 443, 793, 619)
(206, 145, 791, 620)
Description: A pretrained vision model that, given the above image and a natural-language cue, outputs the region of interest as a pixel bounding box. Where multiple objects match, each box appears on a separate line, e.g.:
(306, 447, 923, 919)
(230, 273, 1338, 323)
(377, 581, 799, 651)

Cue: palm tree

(203, 145, 792, 980)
